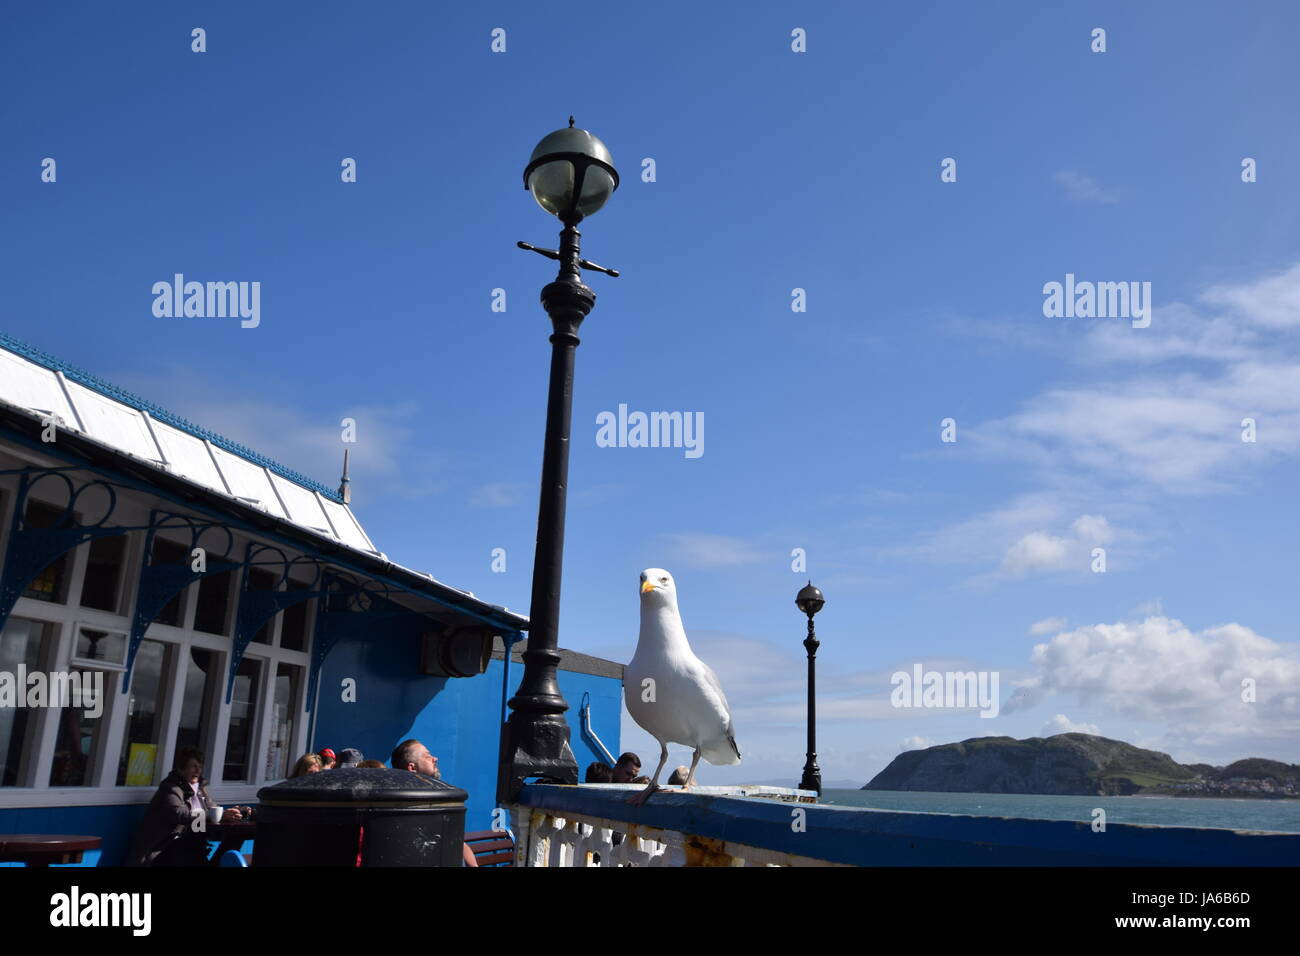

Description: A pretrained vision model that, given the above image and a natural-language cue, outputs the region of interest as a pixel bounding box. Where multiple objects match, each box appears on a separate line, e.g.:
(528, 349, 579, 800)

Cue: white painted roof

(0, 334, 378, 555)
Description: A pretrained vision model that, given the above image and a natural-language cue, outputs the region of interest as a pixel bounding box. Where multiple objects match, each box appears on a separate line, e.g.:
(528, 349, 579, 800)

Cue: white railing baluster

(503, 785, 834, 867)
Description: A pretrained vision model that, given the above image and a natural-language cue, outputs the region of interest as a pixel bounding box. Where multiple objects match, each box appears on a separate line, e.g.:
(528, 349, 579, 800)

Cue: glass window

(73, 627, 127, 668)
(265, 664, 300, 780)
(249, 568, 275, 645)
(21, 499, 74, 603)
(223, 656, 262, 782)
(151, 537, 189, 627)
(79, 534, 128, 613)
(48, 668, 113, 786)
(193, 559, 233, 635)
(280, 583, 311, 652)
(0, 617, 52, 787)
(175, 647, 217, 756)
(117, 639, 172, 785)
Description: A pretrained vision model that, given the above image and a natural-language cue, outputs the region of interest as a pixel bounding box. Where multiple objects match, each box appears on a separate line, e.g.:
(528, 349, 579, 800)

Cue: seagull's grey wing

(693, 658, 735, 731)
(694, 659, 741, 761)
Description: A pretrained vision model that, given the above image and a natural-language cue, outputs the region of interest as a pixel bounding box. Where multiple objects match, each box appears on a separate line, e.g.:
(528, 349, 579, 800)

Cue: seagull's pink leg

(626, 741, 669, 806)
(682, 748, 703, 789)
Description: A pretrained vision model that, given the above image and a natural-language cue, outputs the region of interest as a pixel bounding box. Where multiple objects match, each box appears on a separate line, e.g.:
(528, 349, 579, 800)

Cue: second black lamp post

(796, 581, 826, 794)
(499, 119, 620, 801)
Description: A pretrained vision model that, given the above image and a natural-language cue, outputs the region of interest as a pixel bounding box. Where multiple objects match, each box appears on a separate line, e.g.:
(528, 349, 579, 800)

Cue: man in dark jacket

(128, 747, 241, 866)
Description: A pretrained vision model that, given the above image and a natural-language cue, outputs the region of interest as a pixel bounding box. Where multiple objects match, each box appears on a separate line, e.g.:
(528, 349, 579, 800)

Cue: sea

(818, 788, 1300, 833)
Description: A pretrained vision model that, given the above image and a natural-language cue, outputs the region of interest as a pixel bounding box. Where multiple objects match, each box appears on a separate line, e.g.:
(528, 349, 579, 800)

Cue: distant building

(0, 331, 621, 865)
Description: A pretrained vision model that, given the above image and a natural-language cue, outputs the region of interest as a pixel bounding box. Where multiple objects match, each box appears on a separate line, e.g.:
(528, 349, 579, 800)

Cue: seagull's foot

(625, 784, 660, 807)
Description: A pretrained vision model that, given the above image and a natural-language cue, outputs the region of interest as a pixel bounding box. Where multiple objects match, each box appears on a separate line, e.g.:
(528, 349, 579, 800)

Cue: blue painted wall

(312, 627, 623, 832)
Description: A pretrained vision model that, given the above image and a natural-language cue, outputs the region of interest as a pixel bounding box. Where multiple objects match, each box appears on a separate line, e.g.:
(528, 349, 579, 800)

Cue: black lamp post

(796, 581, 825, 794)
(498, 119, 619, 802)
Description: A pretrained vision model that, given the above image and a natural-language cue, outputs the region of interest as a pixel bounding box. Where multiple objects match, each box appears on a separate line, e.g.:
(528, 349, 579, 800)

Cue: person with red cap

(318, 748, 336, 770)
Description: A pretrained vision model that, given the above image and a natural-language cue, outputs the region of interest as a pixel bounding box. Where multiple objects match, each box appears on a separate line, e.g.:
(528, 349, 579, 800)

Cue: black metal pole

(799, 614, 821, 794)
(498, 215, 592, 801)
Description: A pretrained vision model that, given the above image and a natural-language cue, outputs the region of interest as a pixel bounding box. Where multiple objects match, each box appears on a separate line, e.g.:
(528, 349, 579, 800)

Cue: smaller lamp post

(795, 581, 825, 794)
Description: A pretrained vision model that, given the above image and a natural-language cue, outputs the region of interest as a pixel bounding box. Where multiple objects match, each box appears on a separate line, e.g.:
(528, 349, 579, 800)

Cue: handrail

(508, 784, 1300, 867)
(579, 692, 616, 766)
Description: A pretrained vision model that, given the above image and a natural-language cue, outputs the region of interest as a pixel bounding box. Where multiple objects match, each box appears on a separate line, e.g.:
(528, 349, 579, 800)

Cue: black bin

(253, 768, 468, 867)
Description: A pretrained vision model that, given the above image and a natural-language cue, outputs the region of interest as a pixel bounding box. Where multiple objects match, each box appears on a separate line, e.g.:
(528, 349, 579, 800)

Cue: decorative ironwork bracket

(0, 468, 140, 634)
(225, 542, 327, 703)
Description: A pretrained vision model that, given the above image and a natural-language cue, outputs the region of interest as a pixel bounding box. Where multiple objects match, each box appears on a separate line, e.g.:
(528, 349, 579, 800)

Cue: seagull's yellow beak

(641, 580, 656, 594)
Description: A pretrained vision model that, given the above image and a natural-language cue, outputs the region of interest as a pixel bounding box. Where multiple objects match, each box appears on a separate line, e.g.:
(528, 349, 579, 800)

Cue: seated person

(611, 752, 640, 783)
(127, 747, 241, 866)
(391, 738, 478, 867)
(290, 753, 322, 777)
(667, 766, 691, 786)
(585, 762, 613, 783)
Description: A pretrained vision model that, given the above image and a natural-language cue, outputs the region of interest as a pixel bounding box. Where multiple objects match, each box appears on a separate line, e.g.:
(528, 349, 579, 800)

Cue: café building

(0, 331, 622, 865)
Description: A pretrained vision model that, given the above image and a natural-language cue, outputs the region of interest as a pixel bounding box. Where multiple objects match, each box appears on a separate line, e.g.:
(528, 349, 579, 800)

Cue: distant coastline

(864, 733, 1300, 799)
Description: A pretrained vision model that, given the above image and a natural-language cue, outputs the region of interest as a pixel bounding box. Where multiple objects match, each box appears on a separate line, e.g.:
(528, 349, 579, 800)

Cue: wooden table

(0, 834, 102, 866)
(205, 820, 256, 866)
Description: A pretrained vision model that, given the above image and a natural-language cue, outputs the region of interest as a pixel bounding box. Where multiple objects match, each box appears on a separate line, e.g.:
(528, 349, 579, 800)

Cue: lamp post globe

(796, 581, 825, 795)
(523, 118, 619, 223)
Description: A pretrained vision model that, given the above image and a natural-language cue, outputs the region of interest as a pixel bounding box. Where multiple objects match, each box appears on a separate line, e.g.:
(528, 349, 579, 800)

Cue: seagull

(624, 568, 740, 805)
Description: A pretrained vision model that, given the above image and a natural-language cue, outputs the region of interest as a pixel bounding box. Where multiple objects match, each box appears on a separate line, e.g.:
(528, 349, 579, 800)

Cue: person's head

(391, 739, 440, 779)
(612, 752, 641, 783)
(631, 775, 650, 785)
(336, 748, 364, 769)
(290, 753, 322, 778)
(175, 747, 204, 784)
(585, 762, 613, 783)
(358, 759, 385, 768)
(318, 748, 337, 769)
(667, 766, 691, 786)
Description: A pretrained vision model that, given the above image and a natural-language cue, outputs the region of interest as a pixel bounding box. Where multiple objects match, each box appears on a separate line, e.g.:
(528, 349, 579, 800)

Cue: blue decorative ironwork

(0, 469, 140, 633)
(125, 512, 240, 691)
(305, 572, 436, 712)
(0, 330, 343, 502)
(225, 542, 326, 703)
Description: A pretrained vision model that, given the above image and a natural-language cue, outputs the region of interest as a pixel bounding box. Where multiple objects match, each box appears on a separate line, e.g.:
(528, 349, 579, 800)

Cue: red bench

(464, 829, 515, 866)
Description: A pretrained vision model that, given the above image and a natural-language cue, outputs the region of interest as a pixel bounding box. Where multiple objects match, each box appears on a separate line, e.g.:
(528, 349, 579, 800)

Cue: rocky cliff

(864, 733, 1236, 796)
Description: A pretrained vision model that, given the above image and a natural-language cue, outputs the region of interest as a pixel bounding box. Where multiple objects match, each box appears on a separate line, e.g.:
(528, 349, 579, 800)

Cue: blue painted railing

(514, 784, 1300, 866)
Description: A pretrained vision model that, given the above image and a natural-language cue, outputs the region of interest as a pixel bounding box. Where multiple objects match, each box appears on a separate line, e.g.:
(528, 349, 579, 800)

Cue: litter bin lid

(257, 767, 468, 804)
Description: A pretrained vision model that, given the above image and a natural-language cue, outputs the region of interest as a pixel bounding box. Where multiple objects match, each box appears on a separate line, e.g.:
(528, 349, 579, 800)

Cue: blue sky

(3, 1, 1299, 785)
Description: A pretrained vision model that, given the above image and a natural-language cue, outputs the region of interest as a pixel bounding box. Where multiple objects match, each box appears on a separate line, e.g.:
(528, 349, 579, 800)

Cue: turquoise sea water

(818, 789, 1300, 833)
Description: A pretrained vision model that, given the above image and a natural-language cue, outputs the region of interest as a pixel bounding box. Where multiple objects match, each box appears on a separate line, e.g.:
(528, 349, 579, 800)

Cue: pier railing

(505, 784, 1300, 866)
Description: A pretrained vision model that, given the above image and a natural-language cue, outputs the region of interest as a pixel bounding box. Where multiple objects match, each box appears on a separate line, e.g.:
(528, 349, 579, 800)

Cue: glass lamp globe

(524, 122, 619, 220)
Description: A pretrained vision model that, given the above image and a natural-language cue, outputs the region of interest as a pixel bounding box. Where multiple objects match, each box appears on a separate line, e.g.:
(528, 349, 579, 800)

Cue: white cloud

(1041, 714, 1101, 736)
(1053, 169, 1120, 204)
(1004, 616, 1300, 750)
(112, 363, 446, 500)
(657, 532, 766, 568)
(900, 735, 934, 752)
(1029, 617, 1068, 636)
(469, 482, 524, 508)
(1201, 262, 1300, 329)
(1001, 514, 1113, 578)
(972, 262, 1300, 495)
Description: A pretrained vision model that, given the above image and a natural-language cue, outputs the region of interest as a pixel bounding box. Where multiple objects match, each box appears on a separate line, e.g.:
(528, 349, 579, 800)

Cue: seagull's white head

(639, 567, 677, 604)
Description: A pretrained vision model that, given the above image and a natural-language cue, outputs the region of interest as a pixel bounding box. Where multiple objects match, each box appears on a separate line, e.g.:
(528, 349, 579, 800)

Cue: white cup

(207, 806, 224, 824)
